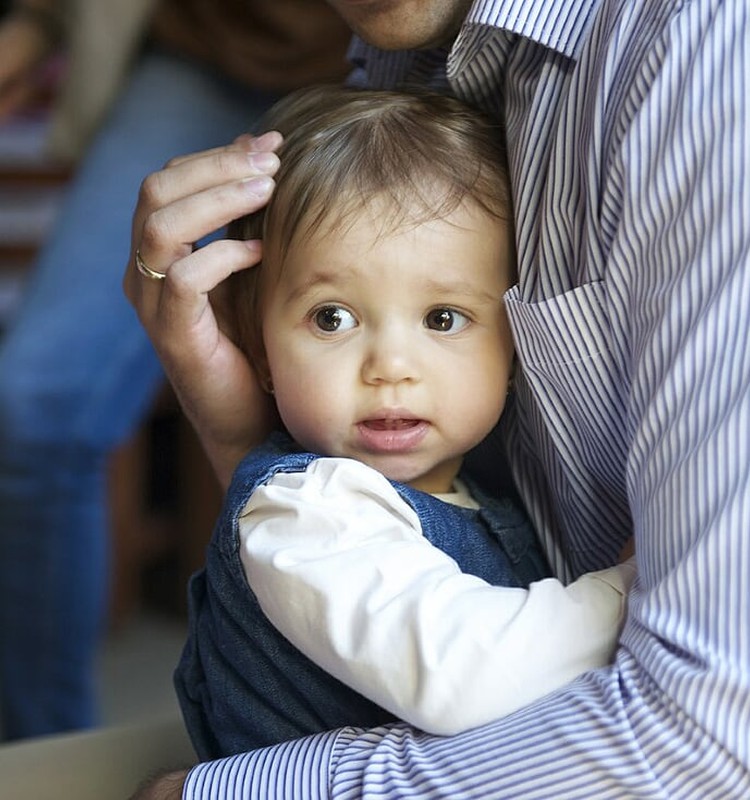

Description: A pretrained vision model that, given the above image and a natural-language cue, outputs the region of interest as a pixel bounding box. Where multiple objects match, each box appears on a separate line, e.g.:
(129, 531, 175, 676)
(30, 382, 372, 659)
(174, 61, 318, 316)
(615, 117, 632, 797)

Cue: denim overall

(175, 434, 551, 760)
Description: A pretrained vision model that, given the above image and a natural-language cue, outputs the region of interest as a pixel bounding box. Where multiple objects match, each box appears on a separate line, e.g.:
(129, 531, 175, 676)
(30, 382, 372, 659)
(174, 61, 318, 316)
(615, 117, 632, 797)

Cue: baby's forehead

(294, 185, 500, 244)
(261, 177, 513, 293)
(271, 194, 512, 292)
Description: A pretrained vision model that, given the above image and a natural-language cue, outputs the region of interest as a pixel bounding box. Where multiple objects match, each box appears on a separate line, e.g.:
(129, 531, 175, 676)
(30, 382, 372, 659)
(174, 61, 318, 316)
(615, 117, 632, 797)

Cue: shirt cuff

(182, 728, 359, 800)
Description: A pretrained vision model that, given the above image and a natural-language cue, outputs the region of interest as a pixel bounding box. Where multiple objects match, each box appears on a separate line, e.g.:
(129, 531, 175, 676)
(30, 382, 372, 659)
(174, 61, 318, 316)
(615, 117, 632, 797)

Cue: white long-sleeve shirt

(238, 457, 635, 736)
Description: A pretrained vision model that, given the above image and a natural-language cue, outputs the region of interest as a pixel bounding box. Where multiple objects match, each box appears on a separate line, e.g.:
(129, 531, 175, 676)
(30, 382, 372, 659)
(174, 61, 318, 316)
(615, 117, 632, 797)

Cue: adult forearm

(181, 655, 749, 798)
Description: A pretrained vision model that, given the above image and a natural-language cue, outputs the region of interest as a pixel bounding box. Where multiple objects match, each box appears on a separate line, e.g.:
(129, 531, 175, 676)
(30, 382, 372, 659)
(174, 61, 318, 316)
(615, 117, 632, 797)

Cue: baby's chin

(294, 434, 458, 493)
(359, 456, 458, 495)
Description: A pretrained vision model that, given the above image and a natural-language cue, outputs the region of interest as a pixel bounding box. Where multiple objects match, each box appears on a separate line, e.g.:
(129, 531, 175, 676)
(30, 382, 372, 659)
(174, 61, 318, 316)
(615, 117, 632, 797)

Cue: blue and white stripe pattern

(185, 0, 750, 796)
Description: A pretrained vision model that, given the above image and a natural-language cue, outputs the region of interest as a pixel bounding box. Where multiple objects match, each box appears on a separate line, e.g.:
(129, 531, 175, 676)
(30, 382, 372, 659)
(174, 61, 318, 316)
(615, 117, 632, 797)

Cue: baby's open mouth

(363, 419, 420, 431)
(356, 417, 429, 453)
(362, 418, 421, 430)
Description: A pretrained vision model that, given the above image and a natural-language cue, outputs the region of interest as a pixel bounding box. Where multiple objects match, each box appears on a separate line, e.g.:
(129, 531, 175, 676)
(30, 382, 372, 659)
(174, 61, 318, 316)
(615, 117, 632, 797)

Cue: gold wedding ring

(135, 249, 167, 281)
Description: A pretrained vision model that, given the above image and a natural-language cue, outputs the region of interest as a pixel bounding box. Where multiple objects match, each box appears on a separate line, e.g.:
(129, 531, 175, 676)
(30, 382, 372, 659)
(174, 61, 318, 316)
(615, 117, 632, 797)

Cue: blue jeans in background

(0, 48, 280, 740)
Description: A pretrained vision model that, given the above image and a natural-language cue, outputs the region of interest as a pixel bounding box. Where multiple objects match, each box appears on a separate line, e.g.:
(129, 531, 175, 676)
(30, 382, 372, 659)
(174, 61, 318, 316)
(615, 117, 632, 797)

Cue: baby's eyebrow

(282, 270, 503, 305)
(283, 268, 353, 303)
(421, 277, 502, 304)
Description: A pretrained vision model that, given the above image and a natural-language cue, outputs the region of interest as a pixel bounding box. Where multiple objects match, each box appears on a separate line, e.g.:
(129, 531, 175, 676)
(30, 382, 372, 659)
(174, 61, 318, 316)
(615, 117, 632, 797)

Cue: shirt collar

(346, 0, 600, 89)
(463, 0, 600, 60)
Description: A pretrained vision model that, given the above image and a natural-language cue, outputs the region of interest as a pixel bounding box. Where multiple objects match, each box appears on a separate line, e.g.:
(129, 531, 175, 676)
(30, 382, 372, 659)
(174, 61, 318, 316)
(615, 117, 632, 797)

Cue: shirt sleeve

(239, 458, 634, 736)
(183, 727, 352, 800)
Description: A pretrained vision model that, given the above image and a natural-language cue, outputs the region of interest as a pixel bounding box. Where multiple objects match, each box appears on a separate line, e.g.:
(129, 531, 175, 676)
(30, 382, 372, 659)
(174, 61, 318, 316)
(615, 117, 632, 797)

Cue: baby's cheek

(274, 390, 330, 453)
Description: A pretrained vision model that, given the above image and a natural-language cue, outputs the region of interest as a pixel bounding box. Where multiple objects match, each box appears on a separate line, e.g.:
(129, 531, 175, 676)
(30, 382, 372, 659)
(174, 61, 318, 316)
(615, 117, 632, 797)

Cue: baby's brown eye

(313, 306, 356, 332)
(426, 309, 454, 331)
(425, 307, 470, 332)
(424, 308, 471, 333)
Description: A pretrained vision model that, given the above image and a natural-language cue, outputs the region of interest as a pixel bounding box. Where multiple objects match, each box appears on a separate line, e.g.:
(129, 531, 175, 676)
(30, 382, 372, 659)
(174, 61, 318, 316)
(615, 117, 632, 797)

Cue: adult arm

(123, 133, 282, 487)
(240, 458, 634, 736)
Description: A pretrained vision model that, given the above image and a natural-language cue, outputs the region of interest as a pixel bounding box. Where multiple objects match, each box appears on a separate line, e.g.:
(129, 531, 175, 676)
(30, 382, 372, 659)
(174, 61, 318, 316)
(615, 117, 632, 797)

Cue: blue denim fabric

(175, 433, 551, 759)
(0, 49, 282, 740)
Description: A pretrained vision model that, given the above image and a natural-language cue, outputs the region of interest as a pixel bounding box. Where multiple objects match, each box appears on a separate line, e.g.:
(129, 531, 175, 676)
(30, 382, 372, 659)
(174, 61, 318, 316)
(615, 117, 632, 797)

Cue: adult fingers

(164, 129, 283, 169)
(126, 237, 276, 486)
(134, 145, 279, 235)
(125, 235, 262, 337)
(125, 153, 275, 307)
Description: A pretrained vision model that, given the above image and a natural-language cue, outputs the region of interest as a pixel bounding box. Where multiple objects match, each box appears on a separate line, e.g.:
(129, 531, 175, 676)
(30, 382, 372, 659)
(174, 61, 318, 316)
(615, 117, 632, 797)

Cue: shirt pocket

(504, 281, 631, 571)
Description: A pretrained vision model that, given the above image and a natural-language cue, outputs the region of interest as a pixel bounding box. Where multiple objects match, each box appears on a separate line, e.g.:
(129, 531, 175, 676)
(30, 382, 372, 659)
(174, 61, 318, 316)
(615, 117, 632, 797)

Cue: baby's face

(261, 196, 515, 493)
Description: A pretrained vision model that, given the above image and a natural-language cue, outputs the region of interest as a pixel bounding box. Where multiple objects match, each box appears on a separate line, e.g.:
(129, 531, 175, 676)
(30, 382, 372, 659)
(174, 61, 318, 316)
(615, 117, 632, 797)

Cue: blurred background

(0, 0, 350, 745)
(0, 0, 202, 737)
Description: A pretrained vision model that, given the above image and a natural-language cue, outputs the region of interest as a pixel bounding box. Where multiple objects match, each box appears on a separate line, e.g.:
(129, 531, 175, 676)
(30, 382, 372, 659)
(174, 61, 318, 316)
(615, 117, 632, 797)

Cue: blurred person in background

(0, 0, 350, 741)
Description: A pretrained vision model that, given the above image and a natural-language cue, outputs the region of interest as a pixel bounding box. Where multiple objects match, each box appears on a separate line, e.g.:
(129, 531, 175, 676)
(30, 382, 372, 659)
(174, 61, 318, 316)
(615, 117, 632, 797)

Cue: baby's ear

(260, 371, 275, 395)
(253, 351, 274, 395)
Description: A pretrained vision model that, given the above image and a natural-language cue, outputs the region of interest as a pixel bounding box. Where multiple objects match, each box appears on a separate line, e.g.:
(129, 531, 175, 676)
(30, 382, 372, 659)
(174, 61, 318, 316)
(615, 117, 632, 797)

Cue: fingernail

(248, 151, 279, 171)
(243, 175, 274, 198)
(249, 130, 283, 151)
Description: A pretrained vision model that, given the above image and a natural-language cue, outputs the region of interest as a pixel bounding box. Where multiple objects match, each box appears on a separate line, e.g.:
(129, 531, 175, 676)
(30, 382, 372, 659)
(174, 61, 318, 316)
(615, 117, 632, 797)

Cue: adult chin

(327, 0, 472, 51)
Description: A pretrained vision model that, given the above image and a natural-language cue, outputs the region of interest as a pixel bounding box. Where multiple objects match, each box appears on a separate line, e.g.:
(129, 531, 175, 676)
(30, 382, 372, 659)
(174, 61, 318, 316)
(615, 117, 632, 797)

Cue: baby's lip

(361, 417, 423, 431)
(356, 412, 430, 453)
(359, 409, 424, 428)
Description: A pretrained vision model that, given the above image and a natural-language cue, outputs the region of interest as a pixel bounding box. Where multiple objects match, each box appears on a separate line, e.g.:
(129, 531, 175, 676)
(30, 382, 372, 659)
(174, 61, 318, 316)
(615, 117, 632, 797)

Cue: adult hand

(0, 10, 59, 119)
(124, 132, 282, 488)
(129, 769, 189, 800)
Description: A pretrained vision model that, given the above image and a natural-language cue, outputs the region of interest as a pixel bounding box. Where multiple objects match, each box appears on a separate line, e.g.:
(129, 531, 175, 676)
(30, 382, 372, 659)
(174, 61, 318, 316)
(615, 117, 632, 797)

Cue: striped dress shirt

(184, 0, 750, 796)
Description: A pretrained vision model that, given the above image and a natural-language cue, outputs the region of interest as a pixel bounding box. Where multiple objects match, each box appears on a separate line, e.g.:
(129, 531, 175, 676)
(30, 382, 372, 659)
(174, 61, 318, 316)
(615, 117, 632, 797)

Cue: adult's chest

(482, 14, 661, 574)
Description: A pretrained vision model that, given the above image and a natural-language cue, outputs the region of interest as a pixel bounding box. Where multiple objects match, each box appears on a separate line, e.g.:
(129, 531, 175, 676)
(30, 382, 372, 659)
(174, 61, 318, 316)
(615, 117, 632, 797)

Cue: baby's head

(230, 85, 516, 491)
(231, 86, 513, 359)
